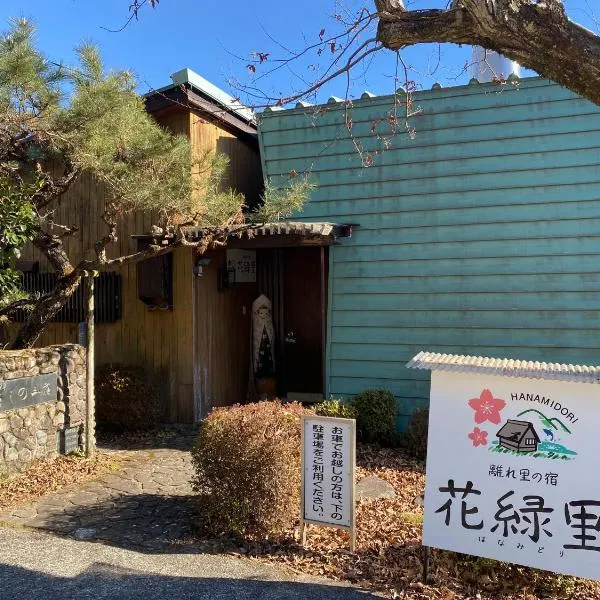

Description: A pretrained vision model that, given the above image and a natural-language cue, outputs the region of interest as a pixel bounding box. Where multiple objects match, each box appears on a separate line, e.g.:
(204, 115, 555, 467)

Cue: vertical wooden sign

(300, 415, 356, 551)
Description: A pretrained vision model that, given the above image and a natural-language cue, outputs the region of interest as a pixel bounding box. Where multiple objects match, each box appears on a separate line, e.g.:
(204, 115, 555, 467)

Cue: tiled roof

(406, 351, 600, 384)
(262, 74, 524, 112)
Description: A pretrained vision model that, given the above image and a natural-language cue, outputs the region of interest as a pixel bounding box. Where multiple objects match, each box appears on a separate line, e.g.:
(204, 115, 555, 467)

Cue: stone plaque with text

(62, 426, 81, 454)
(0, 373, 57, 412)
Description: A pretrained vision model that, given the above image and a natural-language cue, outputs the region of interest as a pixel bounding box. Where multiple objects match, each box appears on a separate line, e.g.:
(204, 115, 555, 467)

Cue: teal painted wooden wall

(258, 78, 600, 430)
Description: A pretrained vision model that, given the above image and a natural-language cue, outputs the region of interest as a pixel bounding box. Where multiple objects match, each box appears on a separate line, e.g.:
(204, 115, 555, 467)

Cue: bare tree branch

(375, 0, 600, 107)
(237, 41, 384, 108)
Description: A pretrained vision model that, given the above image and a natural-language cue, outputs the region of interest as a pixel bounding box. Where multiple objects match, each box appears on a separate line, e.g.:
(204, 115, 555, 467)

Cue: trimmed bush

(404, 407, 429, 460)
(191, 401, 313, 539)
(95, 364, 159, 432)
(350, 388, 397, 445)
(315, 398, 356, 419)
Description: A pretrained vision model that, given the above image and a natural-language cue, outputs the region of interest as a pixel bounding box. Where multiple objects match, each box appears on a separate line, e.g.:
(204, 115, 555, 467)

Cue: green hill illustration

(490, 408, 578, 460)
(516, 409, 571, 434)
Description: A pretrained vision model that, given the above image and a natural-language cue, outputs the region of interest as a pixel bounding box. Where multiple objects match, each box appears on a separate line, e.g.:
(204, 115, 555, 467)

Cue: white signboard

(301, 416, 356, 548)
(226, 249, 256, 283)
(425, 369, 600, 580)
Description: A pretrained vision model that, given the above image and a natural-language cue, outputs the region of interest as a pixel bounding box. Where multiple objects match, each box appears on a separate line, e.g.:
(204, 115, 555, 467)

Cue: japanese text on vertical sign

(302, 416, 355, 529)
(331, 426, 345, 522)
(225, 249, 256, 283)
(311, 423, 324, 515)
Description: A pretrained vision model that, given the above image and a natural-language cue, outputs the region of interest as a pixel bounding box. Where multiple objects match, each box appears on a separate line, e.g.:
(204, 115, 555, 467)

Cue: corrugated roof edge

(406, 351, 600, 384)
(182, 221, 351, 240)
(259, 76, 577, 118)
(150, 68, 255, 125)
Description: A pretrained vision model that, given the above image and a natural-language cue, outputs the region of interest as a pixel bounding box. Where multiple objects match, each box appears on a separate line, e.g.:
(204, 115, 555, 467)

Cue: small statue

(250, 294, 277, 399)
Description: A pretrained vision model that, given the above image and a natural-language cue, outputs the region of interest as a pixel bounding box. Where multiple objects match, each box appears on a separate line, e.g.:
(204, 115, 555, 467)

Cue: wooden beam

(226, 235, 335, 249)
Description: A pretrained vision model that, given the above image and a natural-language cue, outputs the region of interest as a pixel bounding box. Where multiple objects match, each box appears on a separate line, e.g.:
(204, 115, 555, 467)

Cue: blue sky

(1, 0, 597, 106)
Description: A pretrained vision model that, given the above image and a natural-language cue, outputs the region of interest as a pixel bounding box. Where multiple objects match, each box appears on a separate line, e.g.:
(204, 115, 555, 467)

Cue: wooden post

(85, 272, 96, 457)
(320, 246, 327, 400)
(422, 546, 431, 584)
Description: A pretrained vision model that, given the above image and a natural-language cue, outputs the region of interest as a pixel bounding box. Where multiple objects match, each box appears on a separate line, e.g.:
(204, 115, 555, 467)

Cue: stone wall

(0, 344, 87, 475)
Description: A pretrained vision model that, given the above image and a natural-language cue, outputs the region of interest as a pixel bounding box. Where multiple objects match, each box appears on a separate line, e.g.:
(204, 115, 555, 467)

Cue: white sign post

(301, 415, 356, 551)
(408, 351, 600, 582)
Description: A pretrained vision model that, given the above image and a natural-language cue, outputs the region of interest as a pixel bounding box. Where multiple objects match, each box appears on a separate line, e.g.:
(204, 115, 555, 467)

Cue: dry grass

(197, 444, 600, 599)
(0, 452, 121, 512)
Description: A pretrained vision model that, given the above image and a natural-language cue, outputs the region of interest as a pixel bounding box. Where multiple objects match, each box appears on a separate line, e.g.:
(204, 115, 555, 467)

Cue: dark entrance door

(282, 247, 326, 400)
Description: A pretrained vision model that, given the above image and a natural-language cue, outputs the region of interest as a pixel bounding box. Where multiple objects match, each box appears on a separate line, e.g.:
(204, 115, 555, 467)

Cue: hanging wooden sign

(226, 249, 256, 283)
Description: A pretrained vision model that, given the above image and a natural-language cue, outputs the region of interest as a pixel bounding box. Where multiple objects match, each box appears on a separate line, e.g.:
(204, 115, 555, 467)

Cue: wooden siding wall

(189, 110, 263, 205)
(6, 105, 263, 422)
(259, 78, 600, 430)
(98, 246, 194, 423)
(8, 247, 194, 422)
(193, 248, 256, 419)
(17, 108, 190, 268)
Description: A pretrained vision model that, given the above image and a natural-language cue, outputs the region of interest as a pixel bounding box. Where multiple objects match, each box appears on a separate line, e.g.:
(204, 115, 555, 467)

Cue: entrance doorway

(257, 246, 327, 402)
(193, 225, 349, 421)
(282, 247, 326, 401)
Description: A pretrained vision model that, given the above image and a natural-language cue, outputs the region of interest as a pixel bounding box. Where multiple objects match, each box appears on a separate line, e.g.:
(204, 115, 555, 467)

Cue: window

(525, 437, 534, 445)
(14, 271, 121, 322)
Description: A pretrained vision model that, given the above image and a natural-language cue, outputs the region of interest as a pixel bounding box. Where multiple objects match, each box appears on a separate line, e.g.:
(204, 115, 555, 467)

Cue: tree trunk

(10, 228, 82, 350)
(11, 271, 82, 349)
(9, 226, 211, 349)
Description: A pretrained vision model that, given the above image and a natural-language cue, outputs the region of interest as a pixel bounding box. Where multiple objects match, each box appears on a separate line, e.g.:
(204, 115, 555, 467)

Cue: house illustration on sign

(497, 420, 540, 452)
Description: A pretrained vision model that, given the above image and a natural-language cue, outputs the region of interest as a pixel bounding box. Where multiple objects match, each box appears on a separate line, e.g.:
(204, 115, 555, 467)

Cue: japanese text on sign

(423, 369, 600, 581)
(302, 416, 355, 528)
(0, 373, 57, 412)
(226, 249, 256, 283)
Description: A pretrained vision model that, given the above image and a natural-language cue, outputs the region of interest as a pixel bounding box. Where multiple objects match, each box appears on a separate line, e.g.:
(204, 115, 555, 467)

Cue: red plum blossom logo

(468, 427, 488, 447)
(468, 389, 506, 425)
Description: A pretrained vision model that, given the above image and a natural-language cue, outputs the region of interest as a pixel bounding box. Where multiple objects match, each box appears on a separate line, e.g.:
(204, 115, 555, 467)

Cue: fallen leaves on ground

(98, 426, 194, 449)
(0, 452, 121, 512)
(195, 444, 600, 599)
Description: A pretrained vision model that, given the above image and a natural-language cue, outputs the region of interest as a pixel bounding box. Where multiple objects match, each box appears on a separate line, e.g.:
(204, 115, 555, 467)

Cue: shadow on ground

(32, 492, 199, 552)
(0, 561, 381, 599)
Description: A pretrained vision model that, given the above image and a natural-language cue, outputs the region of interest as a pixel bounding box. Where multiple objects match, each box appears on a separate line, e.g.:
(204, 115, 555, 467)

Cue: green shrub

(350, 388, 397, 445)
(404, 408, 429, 460)
(191, 400, 313, 539)
(314, 398, 356, 419)
(95, 364, 159, 432)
